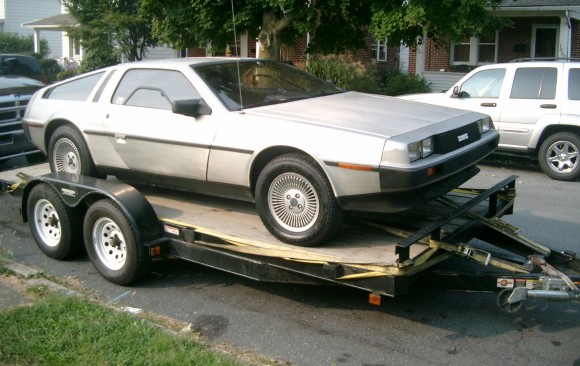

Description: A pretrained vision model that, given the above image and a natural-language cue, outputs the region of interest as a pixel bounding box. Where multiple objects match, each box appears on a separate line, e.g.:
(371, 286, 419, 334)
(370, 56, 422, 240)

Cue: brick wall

(408, 16, 576, 73)
(572, 19, 580, 58)
(498, 17, 559, 62)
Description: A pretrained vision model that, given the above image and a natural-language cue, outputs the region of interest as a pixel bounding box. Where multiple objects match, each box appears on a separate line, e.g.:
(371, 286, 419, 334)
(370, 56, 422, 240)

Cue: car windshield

(192, 60, 344, 111)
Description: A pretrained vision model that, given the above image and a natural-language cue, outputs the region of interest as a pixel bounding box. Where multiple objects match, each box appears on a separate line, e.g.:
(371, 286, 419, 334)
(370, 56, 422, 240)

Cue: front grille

(0, 96, 31, 130)
(434, 122, 481, 154)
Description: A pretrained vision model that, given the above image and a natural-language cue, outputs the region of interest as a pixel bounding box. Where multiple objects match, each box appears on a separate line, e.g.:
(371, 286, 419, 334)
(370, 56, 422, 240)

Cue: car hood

(0, 76, 45, 96)
(245, 91, 472, 138)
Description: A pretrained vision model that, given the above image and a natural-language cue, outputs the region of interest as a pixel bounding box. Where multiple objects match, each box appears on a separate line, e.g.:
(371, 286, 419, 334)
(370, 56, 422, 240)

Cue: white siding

(423, 71, 466, 93)
(142, 46, 179, 60)
(4, 0, 62, 58)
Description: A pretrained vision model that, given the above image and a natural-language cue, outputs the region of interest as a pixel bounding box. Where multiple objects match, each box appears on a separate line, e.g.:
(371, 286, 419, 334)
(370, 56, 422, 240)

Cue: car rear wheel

(255, 154, 343, 247)
(48, 125, 98, 176)
(538, 132, 580, 181)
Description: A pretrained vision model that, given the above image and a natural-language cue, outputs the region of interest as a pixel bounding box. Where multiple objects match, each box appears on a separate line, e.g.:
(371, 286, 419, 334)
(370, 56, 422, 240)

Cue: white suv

(400, 59, 580, 181)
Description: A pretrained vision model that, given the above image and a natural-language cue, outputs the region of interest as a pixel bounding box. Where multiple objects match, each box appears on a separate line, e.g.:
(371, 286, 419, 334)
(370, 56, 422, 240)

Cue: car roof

(116, 57, 260, 69)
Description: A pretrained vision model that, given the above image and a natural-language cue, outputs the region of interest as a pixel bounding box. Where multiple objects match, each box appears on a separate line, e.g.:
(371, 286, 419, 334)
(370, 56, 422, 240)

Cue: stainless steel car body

(23, 58, 498, 213)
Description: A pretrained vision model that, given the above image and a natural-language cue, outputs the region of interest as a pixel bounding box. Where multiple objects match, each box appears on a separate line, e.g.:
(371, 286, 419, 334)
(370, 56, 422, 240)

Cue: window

(451, 30, 498, 66)
(47, 72, 105, 101)
(112, 69, 200, 110)
(371, 38, 387, 62)
(510, 68, 557, 100)
(459, 68, 506, 98)
(568, 69, 580, 100)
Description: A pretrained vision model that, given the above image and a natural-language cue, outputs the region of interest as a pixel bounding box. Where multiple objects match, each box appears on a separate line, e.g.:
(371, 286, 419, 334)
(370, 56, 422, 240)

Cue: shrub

(0, 32, 50, 57)
(307, 54, 430, 96)
(306, 54, 379, 93)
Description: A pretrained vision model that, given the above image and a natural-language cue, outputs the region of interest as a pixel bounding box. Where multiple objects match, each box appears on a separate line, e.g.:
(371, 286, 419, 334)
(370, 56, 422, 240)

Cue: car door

(449, 68, 507, 123)
(496, 66, 561, 150)
(101, 68, 220, 181)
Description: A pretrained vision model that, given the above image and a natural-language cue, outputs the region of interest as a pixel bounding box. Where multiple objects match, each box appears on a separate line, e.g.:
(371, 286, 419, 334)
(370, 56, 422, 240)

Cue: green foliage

(0, 32, 50, 57)
(307, 54, 379, 93)
(56, 69, 78, 81)
(307, 55, 430, 96)
(370, 0, 509, 49)
(0, 294, 243, 365)
(62, 0, 156, 69)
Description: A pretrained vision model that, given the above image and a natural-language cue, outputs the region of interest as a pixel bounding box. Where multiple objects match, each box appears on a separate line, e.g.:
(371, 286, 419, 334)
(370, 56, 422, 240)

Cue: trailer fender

(22, 172, 164, 246)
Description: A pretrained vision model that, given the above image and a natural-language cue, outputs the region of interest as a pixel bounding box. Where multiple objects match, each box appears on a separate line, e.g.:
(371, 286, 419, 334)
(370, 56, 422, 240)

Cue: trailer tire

(255, 154, 343, 247)
(83, 199, 151, 285)
(27, 183, 82, 260)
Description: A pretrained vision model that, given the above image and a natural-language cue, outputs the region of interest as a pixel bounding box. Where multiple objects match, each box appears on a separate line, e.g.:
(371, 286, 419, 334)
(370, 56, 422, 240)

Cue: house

(410, 0, 580, 91)
(0, 0, 63, 58)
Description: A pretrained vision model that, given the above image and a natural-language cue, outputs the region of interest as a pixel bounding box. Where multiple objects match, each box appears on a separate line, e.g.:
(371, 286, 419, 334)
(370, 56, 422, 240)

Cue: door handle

(540, 104, 557, 109)
(115, 134, 126, 144)
(480, 103, 497, 107)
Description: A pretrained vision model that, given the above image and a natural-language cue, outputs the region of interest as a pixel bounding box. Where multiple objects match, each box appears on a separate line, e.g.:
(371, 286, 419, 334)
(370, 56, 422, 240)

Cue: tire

(255, 154, 343, 247)
(27, 183, 82, 260)
(83, 199, 151, 285)
(538, 132, 580, 181)
(48, 125, 98, 176)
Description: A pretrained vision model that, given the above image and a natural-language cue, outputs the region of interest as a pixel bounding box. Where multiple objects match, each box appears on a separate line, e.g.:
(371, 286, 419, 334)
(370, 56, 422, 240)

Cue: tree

(370, 0, 507, 49)
(141, 0, 506, 60)
(140, 0, 373, 61)
(62, 0, 157, 71)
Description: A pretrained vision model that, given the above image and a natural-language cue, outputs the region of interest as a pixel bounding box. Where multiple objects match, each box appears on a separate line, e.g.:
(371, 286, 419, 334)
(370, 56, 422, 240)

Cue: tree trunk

(257, 10, 290, 60)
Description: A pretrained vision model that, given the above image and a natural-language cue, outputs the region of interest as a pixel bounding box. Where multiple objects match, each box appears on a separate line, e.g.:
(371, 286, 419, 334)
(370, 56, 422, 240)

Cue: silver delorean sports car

(23, 58, 499, 246)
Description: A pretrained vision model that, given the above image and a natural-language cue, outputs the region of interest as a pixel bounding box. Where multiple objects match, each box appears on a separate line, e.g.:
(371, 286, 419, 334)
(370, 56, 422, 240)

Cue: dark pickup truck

(0, 75, 45, 163)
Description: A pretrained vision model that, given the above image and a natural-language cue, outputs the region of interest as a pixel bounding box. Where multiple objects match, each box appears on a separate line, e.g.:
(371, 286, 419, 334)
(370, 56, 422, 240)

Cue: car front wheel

(48, 125, 98, 176)
(538, 132, 580, 181)
(255, 154, 343, 247)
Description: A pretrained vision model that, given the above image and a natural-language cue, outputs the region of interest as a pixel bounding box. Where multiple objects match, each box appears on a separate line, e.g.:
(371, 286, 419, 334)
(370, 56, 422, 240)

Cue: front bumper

(337, 131, 499, 213)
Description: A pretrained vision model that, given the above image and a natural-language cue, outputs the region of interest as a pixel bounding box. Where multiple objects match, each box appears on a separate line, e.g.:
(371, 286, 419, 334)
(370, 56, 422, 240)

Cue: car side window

(46, 72, 105, 101)
(112, 69, 200, 110)
(510, 67, 557, 100)
(568, 68, 580, 100)
(458, 68, 505, 98)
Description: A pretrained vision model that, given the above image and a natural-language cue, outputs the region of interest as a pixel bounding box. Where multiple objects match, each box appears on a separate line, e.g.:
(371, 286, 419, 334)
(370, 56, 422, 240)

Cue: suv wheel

(538, 132, 580, 181)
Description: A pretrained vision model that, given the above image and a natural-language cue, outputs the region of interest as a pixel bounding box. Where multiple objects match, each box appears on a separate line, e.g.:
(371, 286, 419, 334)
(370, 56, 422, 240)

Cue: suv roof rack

(510, 57, 580, 62)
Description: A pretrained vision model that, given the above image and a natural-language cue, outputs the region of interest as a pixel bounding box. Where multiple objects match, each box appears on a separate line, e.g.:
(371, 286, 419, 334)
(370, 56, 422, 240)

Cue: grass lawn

(0, 289, 248, 366)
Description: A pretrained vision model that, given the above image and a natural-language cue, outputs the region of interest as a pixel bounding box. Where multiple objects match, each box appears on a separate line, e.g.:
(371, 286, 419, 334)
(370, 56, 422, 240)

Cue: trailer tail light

(150, 246, 162, 256)
(369, 293, 381, 306)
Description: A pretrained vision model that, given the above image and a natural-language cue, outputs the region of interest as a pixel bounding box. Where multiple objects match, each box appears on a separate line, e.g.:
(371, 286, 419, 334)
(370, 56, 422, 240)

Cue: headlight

(408, 137, 434, 162)
(477, 117, 492, 134)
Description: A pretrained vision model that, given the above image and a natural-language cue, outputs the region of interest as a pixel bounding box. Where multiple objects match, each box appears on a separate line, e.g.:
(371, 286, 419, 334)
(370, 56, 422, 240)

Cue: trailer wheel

(83, 199, 151, 285)
(497, 289, 523, 313)
(48, 125, 98, 177)
(27, 183, 82, 260)
(255, 154, 343, 247)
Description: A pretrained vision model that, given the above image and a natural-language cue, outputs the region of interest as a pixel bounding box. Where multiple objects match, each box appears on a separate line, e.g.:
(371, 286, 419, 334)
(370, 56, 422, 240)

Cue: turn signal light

(338, 163, 373, 171)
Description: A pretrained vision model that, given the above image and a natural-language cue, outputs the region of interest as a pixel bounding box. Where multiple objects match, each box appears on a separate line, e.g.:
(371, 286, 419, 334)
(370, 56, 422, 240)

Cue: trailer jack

(497, 271, 580, 313)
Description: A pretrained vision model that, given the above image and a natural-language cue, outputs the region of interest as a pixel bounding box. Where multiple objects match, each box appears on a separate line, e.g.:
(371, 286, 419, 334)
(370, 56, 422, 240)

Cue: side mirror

(172, 99, 212, 118)
(452, 85, 460, 97)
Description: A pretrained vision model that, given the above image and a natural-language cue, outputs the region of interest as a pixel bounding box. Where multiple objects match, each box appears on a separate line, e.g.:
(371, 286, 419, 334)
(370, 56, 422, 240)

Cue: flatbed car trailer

(4, 172, 580, 313)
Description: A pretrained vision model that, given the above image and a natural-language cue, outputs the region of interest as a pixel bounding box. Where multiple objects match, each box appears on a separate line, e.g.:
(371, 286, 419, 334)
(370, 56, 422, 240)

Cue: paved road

(1, 159, 579, 366)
